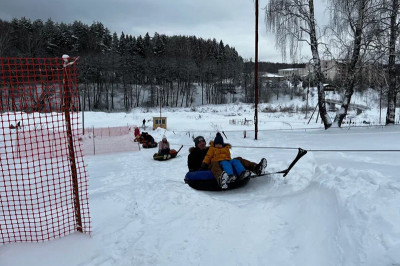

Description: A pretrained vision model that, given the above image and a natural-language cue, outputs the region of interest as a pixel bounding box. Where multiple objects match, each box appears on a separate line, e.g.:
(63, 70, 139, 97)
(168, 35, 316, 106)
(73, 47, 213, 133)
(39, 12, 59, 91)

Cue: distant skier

(142, 119, 146, 128)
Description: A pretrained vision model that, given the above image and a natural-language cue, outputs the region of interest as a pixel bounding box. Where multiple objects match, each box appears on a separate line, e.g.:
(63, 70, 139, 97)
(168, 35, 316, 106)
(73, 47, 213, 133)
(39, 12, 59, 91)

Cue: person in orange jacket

(201, 132, 251, 189)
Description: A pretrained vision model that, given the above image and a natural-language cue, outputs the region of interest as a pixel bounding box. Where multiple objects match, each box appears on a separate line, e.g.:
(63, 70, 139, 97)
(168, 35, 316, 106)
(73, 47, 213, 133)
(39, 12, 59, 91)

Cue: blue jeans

(219, 159, 245, 176)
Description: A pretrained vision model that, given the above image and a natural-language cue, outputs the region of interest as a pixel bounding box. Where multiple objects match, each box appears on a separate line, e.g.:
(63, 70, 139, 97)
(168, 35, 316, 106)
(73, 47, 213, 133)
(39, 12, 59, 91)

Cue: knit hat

(162, 135, 167, 140)
(194, 136, 205, 147)
(214, 132, 224, 146)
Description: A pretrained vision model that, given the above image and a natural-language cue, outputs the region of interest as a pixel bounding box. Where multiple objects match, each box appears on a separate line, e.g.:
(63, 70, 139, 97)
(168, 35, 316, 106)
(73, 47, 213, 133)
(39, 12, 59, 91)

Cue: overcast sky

(1, 0, 328, 63)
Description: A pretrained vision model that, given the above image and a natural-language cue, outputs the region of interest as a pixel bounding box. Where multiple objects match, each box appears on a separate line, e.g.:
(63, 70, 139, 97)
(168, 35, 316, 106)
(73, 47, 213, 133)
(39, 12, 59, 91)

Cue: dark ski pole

(250, 148, 307, 178)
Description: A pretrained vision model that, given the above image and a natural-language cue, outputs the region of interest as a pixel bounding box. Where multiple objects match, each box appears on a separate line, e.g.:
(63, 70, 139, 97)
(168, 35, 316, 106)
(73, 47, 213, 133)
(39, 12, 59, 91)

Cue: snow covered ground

(1, 99, 400, 266)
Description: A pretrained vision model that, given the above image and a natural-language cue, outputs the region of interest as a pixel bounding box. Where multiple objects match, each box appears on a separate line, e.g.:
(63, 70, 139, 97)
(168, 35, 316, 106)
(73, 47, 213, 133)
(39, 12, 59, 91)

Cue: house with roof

(259, 72, 285, 83)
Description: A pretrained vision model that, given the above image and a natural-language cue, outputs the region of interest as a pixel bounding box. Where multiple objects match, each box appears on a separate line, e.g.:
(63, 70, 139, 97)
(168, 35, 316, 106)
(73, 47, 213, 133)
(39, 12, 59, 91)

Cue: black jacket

(144, 134, 154, 143)
(187, 146, 209, 172)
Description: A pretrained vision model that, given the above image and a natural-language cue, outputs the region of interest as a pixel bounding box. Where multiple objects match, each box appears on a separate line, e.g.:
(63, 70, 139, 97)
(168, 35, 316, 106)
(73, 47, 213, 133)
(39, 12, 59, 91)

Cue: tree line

(0, 17, 248, 111)
(3, 9, 396, 129)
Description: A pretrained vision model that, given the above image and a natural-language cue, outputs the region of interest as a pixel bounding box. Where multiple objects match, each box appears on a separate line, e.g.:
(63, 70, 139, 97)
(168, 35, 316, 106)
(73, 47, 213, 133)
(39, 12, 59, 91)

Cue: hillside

(2, 101, 400, 266)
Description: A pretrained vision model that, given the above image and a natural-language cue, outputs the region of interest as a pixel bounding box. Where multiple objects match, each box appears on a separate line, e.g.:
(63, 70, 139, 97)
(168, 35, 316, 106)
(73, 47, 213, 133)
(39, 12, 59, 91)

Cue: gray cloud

(1, 0, 329, 62)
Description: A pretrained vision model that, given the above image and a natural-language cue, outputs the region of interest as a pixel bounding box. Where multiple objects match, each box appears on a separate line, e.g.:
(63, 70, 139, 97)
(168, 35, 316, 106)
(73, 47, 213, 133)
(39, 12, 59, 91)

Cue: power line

(171, 144, 400, 153)
(307, 149, 400, 152)
(233, 146, 400, 152)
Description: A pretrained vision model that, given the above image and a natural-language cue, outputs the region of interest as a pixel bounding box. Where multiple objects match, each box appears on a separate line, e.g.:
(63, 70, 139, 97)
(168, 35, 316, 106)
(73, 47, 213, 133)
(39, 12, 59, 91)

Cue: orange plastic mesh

(0, 57, 90, 243)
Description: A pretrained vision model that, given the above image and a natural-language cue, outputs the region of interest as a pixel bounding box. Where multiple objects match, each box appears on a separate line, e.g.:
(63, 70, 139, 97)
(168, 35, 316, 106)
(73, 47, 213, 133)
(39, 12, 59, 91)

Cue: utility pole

(254, 0, 259, 140)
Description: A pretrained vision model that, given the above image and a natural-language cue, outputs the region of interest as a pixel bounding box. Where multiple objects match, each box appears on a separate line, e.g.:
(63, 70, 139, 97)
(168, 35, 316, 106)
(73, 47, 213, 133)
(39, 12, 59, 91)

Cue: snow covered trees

(0, 18, 243, 110)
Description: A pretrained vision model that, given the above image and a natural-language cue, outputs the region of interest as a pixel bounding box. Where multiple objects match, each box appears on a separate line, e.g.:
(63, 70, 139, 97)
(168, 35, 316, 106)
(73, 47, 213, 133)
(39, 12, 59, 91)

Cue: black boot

(255, 158, 267, 175)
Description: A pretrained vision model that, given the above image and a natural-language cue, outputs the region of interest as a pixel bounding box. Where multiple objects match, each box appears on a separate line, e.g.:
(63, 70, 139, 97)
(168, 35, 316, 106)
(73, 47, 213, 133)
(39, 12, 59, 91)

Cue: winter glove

(200, 163, 209, 170)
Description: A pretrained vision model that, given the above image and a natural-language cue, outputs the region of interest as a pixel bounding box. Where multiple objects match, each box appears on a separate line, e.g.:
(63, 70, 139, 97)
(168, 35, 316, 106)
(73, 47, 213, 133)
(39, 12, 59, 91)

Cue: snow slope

(1, 101, 400, 266)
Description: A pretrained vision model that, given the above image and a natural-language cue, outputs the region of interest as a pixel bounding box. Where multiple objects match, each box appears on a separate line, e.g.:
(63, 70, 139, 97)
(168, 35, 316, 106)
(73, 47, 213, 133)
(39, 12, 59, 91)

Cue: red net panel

(0, 57, 90, 243)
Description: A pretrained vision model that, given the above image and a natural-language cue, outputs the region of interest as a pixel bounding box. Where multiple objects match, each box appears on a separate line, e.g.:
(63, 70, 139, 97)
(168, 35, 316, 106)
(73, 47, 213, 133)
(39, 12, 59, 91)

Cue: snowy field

(1, 99, 400, 266)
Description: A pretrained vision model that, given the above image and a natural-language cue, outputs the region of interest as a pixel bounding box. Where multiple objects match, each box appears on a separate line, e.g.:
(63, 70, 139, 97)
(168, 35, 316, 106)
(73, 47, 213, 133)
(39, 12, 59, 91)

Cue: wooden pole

(63, 56, 83, 232)
(82, 89, 85, 135)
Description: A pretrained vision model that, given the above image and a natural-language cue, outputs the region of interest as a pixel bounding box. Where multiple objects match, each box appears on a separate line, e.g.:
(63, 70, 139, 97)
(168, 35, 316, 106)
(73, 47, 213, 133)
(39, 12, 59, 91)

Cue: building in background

(278, 68, 308, 78)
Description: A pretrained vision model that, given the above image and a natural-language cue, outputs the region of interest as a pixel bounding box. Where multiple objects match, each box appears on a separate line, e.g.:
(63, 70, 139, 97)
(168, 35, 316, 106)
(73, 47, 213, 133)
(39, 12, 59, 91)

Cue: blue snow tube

(184, 170, 250, 191)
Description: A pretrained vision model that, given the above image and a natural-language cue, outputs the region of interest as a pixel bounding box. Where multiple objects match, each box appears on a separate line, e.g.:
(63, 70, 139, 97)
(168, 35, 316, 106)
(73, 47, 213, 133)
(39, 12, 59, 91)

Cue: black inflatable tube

(184, 170, 250, 191)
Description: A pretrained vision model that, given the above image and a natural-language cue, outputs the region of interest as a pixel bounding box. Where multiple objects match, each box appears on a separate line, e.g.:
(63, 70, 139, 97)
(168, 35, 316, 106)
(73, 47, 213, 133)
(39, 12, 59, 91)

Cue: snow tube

(153, 149, 178, 161)
(142, 142, 158, 148)
(184, 170, 250, 191)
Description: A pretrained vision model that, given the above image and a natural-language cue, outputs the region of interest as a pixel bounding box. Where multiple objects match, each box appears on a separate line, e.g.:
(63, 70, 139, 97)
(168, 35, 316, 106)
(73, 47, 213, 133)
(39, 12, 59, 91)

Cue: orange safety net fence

(0, 57, 90, 244)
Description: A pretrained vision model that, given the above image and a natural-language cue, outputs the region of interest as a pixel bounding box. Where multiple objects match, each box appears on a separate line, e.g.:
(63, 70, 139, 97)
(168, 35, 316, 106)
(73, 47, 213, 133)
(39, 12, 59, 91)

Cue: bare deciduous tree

(385, 0, 399, 124)
(265, 0, 332, 129)
(328, 0, 379, 127)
